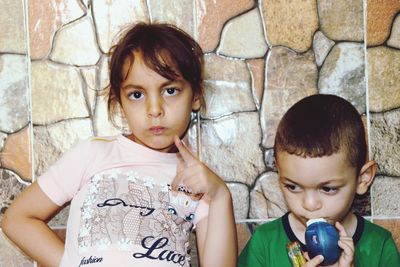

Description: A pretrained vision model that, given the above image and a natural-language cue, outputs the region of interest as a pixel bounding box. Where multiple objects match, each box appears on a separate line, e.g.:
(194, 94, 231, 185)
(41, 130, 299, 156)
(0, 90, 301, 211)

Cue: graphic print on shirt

(77, 168, 200, 265)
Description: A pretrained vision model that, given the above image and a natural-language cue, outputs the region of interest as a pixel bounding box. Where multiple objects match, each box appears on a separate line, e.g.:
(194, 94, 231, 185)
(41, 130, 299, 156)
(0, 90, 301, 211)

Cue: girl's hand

(171, 136, 228, 201)
(303, 222, 354, 267)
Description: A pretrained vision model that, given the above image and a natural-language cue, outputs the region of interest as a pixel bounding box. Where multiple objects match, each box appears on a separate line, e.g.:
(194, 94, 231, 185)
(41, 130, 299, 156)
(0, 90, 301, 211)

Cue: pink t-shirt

(38, 135, 209, 267)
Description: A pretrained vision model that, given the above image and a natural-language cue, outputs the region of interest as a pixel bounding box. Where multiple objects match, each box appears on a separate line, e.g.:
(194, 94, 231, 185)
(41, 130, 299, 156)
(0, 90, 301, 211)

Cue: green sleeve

(378, 235, 400, 267)
(238, 229, 265, 267)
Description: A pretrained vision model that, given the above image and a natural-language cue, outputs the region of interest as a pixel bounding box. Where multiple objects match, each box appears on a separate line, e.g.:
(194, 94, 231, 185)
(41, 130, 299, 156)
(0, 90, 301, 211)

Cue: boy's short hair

(274, 94, 367, 173)
(106, 22, 204, 126)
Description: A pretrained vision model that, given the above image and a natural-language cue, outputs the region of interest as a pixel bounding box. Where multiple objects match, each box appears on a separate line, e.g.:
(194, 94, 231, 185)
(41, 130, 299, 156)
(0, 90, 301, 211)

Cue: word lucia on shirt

(77, 168, 202, 266)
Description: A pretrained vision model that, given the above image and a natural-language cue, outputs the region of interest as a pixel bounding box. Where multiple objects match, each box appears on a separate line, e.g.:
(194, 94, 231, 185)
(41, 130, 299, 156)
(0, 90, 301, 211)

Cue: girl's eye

(284, 183, 301, 192)
(164, 87, 179, 96)
(321, 186, 338, 194)
(128, 91, 144, 100)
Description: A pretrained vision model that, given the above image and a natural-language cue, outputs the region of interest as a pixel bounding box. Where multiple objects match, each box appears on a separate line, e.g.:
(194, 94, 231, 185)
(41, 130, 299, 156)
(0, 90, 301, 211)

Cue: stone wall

(0, 0, 399, 266)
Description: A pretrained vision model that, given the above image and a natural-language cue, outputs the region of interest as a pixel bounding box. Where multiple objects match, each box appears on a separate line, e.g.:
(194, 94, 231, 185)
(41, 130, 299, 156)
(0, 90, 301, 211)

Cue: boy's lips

(149, 126, 167, 135)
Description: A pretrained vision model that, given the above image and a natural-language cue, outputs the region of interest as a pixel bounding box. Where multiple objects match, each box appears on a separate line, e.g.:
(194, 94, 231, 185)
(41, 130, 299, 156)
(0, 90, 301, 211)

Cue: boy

(238, 94, 400, 266)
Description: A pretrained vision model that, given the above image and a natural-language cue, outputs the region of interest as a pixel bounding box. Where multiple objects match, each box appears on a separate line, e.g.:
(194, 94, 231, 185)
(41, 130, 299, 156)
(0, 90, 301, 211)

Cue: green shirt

(238, 213, 400, 267)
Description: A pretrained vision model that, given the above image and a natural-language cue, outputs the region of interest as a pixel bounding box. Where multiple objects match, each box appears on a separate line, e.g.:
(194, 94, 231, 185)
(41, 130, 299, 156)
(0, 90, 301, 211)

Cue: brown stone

(236, 223, 252, 254)
(261, 0, 318, 52)
(0, 0, 26, 53)
(261, 47, 318, 148)
(1, 127, 32, 181)
(367, 46, 400, 112)
(318, 0, 363, 41)
(367, 0, 400, 46)
(247, 58, 265, 110)
(28, 0, 85, 59)
(197, 0, 253, 52)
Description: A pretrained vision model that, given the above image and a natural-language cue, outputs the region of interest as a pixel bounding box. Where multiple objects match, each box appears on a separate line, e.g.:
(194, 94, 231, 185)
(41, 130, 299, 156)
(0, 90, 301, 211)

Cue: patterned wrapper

(287, 241, 306, 267)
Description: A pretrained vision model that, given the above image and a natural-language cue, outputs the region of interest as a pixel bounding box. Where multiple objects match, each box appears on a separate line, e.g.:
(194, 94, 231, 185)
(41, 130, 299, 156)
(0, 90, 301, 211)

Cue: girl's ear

(191, 94, 202, 111)
(356, 160, 377, 195)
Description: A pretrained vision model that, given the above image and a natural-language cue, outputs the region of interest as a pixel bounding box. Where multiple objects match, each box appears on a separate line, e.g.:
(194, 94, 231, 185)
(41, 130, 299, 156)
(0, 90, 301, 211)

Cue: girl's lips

(149, 126, 166, 135)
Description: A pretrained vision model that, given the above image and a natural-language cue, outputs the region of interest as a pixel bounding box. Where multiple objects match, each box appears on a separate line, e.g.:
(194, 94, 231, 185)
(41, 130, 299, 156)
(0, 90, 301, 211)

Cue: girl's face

(276, 151, 358, 232)
(120, 51, 201, 153)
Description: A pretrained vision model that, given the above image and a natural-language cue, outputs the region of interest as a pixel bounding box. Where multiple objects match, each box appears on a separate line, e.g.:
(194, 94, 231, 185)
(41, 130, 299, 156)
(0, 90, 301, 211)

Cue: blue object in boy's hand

(305, 218, 340, 266)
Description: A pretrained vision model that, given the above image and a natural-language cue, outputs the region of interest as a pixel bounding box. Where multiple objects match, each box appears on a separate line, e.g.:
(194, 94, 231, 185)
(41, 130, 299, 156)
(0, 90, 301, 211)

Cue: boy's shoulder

(361, 217, 393, 239)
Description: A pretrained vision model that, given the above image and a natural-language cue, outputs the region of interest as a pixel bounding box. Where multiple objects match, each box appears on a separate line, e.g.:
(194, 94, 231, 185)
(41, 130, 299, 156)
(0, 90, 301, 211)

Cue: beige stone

(50, 16, 101, 66)
(0, 231, 32, 266)
(372, 176, 400, 216)
(0, 0, 26, 53)
(261, 47, 318, 148)
(261, 0, 318, 52)
(31, 60, 89, 124)
(249, 172, 287, 220)
(0, 54, 29, 133)
(200, 112, 265, 185)
(247, 59, 265, 110)
(313, 31, 335, 66)
(319, 42, 366, 114)
(196, 0, 253, 52)
(387, 14, 400, 49)
(370, 110, 400, 177)
(217, 8, 268, 59)
(148, 0, 195, 37)
(318, 0, 363, 41)
(80, 67, 98, 114)
(367, 0, 400, 46)
(202, 54, 256, 119)
(227, 183, 249, 220)
(94, 94, 123, 137)
(93, 0, 149, 53)
(367, 46, 400, 112)
(1, 127, 32, 181)
(28, 0, 85, 59)
(33, 119, 92, 176)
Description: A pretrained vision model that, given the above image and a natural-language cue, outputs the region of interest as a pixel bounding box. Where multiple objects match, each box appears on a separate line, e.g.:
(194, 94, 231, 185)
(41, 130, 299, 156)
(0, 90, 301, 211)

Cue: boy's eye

(321, 186, 338, 194)
(128, 91, 143, 100)
(284, 183, 301, 192)
(164, 87, 179, 96)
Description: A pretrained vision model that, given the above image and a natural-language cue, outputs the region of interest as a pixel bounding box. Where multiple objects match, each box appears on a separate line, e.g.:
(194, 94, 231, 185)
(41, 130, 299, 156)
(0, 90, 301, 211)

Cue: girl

(2, 22, 237, 267)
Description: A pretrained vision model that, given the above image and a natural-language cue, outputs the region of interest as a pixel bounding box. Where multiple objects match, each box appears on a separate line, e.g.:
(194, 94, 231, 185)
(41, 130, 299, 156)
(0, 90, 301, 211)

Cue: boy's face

(120, 51, 201, 153)
(276, 151, 358, 227)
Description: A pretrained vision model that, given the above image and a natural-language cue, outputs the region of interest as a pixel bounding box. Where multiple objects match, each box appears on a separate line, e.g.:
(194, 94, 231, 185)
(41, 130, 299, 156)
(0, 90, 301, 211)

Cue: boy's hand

(303, 222, 354, 267)
(171, 136, 228, 201)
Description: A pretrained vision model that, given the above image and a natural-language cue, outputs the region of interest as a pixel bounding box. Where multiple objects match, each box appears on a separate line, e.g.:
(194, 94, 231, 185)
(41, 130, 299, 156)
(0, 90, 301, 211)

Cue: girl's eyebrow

(122, 80, 177, 90)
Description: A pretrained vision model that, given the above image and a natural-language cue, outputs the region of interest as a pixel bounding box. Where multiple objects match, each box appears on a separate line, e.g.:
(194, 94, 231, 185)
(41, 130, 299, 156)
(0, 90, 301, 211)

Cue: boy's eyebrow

(280, 176, 345, 185)
(122, 80, 177, 90)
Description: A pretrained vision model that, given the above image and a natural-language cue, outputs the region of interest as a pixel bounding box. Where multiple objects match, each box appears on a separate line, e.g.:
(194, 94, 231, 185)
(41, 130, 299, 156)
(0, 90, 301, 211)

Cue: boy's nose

(302, 191, 321, 212)
(147, 97, 163, 117)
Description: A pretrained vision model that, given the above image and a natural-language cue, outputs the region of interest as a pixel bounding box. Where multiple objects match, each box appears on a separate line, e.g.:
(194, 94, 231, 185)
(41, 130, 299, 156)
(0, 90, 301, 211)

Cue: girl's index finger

(174, 136, 197, 164)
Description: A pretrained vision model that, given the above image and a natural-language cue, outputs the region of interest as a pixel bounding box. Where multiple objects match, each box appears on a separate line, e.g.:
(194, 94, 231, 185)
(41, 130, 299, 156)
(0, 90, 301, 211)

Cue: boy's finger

(174, 136, 197, 164)
(335, 221, 349, 237)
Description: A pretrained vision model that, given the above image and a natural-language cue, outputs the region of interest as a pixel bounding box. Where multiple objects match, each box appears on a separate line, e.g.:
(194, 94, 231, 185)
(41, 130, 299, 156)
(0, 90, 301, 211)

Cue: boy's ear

(191, 94, 202, 111)
(356, 160, 377, 195)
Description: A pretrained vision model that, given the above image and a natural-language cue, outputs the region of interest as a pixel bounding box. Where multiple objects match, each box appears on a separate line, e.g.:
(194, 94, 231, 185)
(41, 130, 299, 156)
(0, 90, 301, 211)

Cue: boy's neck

(288, 212, 358, 243)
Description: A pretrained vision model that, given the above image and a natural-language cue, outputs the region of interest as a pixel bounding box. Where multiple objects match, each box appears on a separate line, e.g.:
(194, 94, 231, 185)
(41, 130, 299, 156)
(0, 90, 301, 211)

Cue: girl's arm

(195, 186, 238, 267)
(1, 181, 65, 267)
(172, 137, 238, 267)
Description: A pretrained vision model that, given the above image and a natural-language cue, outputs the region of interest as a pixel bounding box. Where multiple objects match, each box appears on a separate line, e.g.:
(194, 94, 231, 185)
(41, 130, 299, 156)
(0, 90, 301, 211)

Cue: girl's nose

(147, 97, 163, 118)
(302, 191, 322, 212)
